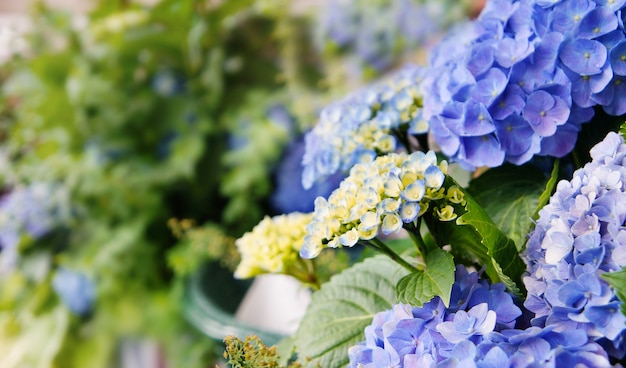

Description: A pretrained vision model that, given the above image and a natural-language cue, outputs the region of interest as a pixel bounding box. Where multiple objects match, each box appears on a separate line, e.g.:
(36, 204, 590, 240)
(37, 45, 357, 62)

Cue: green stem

(406, 223, 428, 256)
(572, 149, 583, 170)
(293, 258, 320, 291)
(392, 127, 413, 153)
(362, 238, 418, 273)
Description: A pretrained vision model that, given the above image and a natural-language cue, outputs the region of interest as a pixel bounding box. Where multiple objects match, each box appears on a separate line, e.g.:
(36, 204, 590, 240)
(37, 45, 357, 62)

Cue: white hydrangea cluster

(301, 150, 465, 259)
(234, 212, 312, 279)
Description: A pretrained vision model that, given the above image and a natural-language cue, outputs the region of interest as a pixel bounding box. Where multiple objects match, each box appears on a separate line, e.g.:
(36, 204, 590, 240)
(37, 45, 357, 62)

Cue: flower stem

(291, 258, 321, 290)
(362, 238, 418, 273)
(393, 127, 413, 153)
(404, 219, 428, 255)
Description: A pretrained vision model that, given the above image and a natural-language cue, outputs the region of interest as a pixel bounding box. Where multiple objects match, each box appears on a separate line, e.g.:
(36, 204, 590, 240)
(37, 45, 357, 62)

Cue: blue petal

(467, 43, 496, 77)
(559, 38, 608, 75)
(550, 0, 595, 33)
(462, 102, 496, 136)
(557, 281, 586, 307)
(495, 36, 533, 68)
(610, 40, 626, 76)
(539, 116, 585, 157)
(461, 134, 505, 168)
(496, 114, 540, 156)
(473, 68, 509, 107)
(430, 115, 461, 157)
(490, 85, 525, 120)
(576, 6, 618, 39)
(595, 76, 626, 115)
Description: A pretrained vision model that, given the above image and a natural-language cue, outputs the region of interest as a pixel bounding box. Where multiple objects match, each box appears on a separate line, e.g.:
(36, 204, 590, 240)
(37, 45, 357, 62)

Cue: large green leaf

(294, 255, 408, 368)
(467, 164, 547, 250)
(424, 176, 526, 296)
(396, 249, 455, 307)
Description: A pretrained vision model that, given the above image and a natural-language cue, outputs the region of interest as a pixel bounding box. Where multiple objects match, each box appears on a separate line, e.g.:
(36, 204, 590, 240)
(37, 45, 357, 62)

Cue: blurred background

(0, 0, 473, 366)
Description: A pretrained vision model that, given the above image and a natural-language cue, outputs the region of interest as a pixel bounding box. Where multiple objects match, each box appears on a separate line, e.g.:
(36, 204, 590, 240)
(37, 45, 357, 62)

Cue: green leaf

(275, 336, 297, 367)
(424, 176, 526, 297)
(294, 255, 408, 368)
(396, 249, 455, 307)
(528, 159, 560, 239)
(468, 163, 547, 250)
(602, 268, 626, 317)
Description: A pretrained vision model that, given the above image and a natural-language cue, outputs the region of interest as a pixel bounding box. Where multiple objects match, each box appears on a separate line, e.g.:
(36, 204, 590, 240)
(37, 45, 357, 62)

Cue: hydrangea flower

(52, 267, 96, 316)
(0, 183, 71, 274)
(301, 65, 427, 189)
(234, 212, 313, 279)
(300, 151, 459, 259)
(270, 137, 344, 214)
(349, 266, 612, 367)
(524, 131, 626, 359)
(315, 0, 463, 72)
(423, 0, 626, 170)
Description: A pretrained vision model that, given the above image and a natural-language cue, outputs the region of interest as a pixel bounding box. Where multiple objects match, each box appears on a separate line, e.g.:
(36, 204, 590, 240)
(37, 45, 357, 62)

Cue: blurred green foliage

(0, 0, 330, 366)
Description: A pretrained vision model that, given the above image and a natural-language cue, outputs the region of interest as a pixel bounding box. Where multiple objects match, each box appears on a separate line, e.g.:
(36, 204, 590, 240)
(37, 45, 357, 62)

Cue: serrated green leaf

(396, 249, 455, 307)
(424, 176, 526, 297)
(527, 159, 560, 246)
(468, 164, 547, 250)
(294, 255, 408, 368)
(602, 268, 626, 317)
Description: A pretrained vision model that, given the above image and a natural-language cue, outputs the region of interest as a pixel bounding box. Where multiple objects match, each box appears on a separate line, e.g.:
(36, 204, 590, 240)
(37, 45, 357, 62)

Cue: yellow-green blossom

(235, 212, 312, 279)
(301, 150, 463, 259)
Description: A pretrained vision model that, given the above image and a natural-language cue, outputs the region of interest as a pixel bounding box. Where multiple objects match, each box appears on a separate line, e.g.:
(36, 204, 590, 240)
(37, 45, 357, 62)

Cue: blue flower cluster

(524, 131, 626, 359)
(0, 183, 71, 273)
(316, 0, 456, 71)
(52, 267, 96, 316)
(423, 0, 626, 170)
(302, 65, 427, 189)
(349, 265, 613, 367)
(270, 136, 344, 214)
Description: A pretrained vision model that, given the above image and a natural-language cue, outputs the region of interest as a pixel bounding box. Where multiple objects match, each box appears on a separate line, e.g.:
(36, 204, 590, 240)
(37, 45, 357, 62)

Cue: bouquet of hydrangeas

(225, 0, 626, 367)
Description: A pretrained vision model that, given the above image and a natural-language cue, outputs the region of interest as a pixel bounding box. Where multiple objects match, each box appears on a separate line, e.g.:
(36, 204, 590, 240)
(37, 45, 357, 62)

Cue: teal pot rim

(183, 262, 286, 346)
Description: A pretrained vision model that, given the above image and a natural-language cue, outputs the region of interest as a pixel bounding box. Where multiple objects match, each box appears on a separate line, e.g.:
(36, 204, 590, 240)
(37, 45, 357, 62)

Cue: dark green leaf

(468, 163, 547, 250)
(424, 176, 526, 297)
(294, 255, 408, 368)
(396, 249, 455, 307)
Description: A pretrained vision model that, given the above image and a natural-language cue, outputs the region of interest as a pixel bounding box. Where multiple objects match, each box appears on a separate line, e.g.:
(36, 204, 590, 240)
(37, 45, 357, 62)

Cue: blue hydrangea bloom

(52, 267, 96, 316)
(302, 65, 427, 189)
(315, 0, 463, 72)
(348, 265, 523, 366)
(524, 131, 626, 359)
(349, 266, 613, 367)
(270, 137, 344, 214)
(0, 183, 71, 274)
(423, 0, 626, 170)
